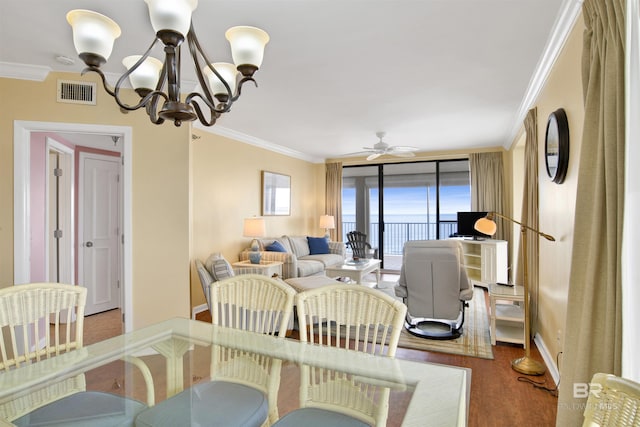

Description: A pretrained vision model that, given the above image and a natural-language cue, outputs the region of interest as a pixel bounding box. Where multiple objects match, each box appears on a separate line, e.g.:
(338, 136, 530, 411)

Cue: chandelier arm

(112, 38, 164, 111)
(142, 61, 170, 120)
(187, 30, 218, 106)
(188, 26, 235, 103)
(81, 66, 116, 98)
(189, 97, 221, 127)
(232, 76, 258, 103)
(144, 92, 167, 125)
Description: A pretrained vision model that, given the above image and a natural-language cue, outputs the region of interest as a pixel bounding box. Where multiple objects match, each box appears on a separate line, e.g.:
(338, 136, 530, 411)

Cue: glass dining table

(0, 318, 469, 426)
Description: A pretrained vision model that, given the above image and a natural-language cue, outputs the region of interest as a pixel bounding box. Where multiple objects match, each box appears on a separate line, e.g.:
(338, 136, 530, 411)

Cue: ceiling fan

(344, 131, 418, 161)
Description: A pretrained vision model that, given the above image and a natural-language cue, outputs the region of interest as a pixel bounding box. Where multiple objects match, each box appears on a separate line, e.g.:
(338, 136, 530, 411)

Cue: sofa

(239, 235, 346, 279)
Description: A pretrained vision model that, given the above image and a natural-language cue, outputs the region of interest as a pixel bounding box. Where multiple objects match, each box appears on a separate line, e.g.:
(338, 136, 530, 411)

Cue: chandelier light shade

(144, 0, 197, 37)
(122, 55, 163, 93)
(66, 0, 269, 127)
(66, 10, 121, 64)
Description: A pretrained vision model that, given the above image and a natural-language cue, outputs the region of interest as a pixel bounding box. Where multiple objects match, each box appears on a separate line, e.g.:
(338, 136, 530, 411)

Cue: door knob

(85, 241, 93, 247)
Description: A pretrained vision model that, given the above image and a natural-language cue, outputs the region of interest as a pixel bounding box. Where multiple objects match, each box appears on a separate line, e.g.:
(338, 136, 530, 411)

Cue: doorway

(13, 121, 134, 332)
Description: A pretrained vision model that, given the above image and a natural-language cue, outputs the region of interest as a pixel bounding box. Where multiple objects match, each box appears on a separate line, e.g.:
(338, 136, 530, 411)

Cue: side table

(231, 260, 283, 278)
(489, 283, 525, 346)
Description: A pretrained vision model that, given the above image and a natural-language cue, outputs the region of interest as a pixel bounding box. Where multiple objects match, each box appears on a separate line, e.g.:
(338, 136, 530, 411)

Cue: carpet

(374, 283, 494, 359)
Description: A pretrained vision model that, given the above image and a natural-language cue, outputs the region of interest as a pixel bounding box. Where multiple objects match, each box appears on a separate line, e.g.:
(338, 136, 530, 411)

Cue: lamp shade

(67, 10, 121, 61)
(243, 217, 266, 238)
(474, 217, 497, 236)
(225, 26, 270, 69)
(122, 55, 163, 91)
(319, 215, 335, 229)
(144, 0, 197, 37)
(203, 63, 239, 97)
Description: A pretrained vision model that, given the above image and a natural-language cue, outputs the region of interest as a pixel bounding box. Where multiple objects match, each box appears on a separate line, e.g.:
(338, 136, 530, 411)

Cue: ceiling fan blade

(367, 153, 382, 161)
(390, 152, 416, 158)
(341, 150, 375, 157)
(389, 146, 418, 152)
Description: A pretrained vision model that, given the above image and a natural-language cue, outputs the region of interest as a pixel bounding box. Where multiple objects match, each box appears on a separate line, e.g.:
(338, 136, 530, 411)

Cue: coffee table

(325, 259, 381, 286)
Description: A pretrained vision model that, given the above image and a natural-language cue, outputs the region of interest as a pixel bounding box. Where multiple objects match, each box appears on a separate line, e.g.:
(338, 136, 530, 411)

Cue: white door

(79, 153, 121, 315)
(46, 139, 74, 285)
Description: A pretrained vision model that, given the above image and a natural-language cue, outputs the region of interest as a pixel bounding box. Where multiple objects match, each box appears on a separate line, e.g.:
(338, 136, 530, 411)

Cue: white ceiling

(0, 0, 581, 162)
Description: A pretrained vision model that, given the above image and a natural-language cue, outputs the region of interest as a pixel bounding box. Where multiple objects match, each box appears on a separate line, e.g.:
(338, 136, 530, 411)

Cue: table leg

(152, 339, 192, 397)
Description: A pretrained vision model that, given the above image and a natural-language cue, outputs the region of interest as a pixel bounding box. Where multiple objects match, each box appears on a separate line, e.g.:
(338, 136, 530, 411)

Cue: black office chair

(346, 231, 378, 260)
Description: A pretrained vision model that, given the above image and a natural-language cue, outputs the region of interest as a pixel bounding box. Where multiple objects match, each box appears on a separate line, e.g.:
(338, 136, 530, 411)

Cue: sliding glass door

(342, 160, 470, 271)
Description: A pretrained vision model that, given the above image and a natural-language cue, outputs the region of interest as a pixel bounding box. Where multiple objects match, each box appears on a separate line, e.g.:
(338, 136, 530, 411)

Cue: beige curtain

(556, 1, 625, 425)
(325, 162, 343, 241)
(519, 108, 540, 331)
(469, 152, 511, 254)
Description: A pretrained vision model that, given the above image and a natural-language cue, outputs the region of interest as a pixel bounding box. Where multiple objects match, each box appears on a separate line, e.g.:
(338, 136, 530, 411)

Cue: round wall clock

(544, 108, 570, 184)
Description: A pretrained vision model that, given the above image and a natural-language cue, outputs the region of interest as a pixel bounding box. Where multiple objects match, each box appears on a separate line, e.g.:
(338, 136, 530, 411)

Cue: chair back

(294, 284, 406, 427)
(397, 240, 471, 320)
(0, 283, 88, 421)
(295, 284, 406, 357)
(583, 373, 640, 426)
(0, 283, 86, 371)
(346, 231, 373, 259)
(209, 275, 295, 425)
(209, 274, 296, 337)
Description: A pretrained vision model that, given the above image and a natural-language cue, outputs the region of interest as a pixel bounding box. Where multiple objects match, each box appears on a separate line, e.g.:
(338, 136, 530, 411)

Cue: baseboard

(192, 303, 208, 320)
(534, 333, 560, 385)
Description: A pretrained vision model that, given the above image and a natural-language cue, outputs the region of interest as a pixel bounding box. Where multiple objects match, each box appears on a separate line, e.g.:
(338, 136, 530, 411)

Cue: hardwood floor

(83, 276, 558, 427)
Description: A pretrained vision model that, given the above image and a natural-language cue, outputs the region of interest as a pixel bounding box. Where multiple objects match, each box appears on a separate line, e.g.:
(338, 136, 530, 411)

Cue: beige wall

(0, 72, 191, 329)
(509, 13, 585, 367)
(190, 130, 325, 309)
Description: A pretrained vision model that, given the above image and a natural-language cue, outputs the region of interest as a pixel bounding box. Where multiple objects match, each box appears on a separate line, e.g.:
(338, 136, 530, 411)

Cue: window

(342, 159, 470, 270)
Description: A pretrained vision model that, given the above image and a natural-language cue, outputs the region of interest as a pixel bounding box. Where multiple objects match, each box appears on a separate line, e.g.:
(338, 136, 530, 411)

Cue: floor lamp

(474, 212, 555, 376)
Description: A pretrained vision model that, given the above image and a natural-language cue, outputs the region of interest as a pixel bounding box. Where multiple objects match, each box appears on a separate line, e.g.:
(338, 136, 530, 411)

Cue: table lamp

(319, 215, 335, 239)
(243, 217, 266, 264)
(474, 211, 555, 376)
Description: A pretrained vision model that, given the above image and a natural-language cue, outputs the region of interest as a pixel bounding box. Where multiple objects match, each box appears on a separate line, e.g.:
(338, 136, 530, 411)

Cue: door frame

(13, 120, 133, 332)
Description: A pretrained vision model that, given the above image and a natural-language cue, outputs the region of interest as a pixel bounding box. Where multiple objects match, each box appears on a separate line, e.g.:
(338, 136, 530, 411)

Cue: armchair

(394, 240, 473, 340)
(346, 231, 378, 260)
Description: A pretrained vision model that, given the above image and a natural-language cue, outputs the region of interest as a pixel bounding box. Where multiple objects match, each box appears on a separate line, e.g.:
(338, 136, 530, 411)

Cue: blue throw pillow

(265, 240, 287, 252)
(307, 236, 329, 255)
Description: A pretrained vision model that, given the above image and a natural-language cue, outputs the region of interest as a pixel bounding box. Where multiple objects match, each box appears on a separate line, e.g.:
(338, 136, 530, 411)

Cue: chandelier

(66, 0, 269, 127)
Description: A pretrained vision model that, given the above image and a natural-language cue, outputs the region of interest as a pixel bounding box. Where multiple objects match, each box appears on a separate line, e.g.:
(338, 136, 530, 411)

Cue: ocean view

(341, 213, 460, 254)
(342, 213, 458, 223)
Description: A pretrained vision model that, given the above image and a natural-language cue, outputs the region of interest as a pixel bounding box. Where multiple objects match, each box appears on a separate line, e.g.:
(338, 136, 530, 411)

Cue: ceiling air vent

(57, 79, 96, 105)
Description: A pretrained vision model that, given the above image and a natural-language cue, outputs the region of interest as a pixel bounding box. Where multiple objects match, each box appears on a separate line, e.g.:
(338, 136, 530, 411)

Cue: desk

(0, 318, 468, 426)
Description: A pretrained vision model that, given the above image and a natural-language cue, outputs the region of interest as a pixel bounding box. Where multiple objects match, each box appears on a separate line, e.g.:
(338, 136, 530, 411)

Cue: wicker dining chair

(135, 274, 296, 427)
(583, 373, 640, 426)
(0, 283, 154, 425)
(273, 284, 407, 427)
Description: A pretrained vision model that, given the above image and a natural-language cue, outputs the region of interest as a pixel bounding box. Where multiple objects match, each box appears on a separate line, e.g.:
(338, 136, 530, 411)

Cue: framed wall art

(262, 171, 291, 216)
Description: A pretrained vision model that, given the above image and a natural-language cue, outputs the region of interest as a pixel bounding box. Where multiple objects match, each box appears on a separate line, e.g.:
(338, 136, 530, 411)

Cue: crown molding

(505, 0, 584, 149)
(0, 62, 51, 81)
(195, 124, 324, 164)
